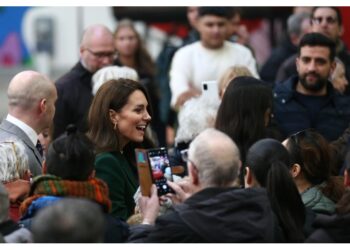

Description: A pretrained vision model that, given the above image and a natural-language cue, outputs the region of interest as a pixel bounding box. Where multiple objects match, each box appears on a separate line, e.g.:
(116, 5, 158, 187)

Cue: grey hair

(0, 183, 9, 222)
(91, 66, 139, 95)
(188, 128, 241, 187)
(0, 139, 29, 182)
(287, 12, 311, 36)
(175, 95, 221, 144)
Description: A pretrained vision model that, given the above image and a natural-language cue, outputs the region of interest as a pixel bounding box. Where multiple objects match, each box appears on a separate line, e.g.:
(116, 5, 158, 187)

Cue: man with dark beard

(273, 32, 350, 141)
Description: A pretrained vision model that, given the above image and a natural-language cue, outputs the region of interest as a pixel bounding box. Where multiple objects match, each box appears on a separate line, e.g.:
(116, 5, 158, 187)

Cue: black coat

(305, 213, 350, 243)
(53, 62, 93, 139)
(129, 187, 278, 243)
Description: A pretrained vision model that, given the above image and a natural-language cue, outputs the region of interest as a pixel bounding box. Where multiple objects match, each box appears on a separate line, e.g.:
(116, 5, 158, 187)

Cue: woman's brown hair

(87, 78, 152, 154)
(114, 19, 156, 76)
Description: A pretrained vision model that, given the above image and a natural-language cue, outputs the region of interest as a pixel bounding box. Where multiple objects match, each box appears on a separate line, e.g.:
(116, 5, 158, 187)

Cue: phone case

(135, 148, 153, 197)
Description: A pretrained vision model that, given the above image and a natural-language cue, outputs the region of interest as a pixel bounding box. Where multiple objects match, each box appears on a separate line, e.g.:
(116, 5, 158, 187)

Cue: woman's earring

(114, 122, 117, 130)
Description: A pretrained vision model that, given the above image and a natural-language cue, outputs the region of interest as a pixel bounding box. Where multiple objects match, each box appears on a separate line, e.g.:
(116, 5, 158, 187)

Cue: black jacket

(129, 187, 277, 243)
(53, 62, 93, 139)
(305, 213, 350, 243)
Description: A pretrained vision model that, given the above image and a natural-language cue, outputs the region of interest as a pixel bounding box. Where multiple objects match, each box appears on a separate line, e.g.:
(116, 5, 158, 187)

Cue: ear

(79, 46, 85, 57)
(244, 166, 253, 187)
(23, 169, 32, 181)
(290, 163, 301, 178)
(188, 162, 199, 186)
(109, 109, 119, 124)
(39, 99, 47, 114)
(344, 169, 350, 187)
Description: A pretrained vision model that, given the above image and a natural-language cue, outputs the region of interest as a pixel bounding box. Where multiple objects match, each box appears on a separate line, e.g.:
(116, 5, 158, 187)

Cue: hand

(3, 179, 31, 202)
(166, 179, 194, 205)
(139, 184, 160, 225)
(175, 89, 201, 109)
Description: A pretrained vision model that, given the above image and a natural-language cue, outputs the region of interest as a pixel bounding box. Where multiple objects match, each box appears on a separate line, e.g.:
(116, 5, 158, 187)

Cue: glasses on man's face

(85, 48, 117, 60)
(312, 16, 338, 25)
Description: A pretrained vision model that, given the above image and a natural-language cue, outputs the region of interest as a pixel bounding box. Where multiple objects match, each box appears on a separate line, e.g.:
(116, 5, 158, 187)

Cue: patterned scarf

(20, 175, 111, 215)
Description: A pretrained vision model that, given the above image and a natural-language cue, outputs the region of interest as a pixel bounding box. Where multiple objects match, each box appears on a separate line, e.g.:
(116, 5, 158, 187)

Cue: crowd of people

(1, 6, 350, 243)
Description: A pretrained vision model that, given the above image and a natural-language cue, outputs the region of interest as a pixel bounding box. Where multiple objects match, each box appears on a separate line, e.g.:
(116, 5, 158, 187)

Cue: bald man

(53, 24, 115, 139)
(131, 128, 276, 243)
(0, 71, 57, 176)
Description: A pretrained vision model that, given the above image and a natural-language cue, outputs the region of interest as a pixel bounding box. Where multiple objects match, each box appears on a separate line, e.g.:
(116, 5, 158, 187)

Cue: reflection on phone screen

(148, 148, 173, 195)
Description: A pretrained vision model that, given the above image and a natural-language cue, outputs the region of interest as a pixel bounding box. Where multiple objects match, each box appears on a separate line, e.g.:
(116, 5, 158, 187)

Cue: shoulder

(174, 42, 199, 57)
(55, 62, 86, 87)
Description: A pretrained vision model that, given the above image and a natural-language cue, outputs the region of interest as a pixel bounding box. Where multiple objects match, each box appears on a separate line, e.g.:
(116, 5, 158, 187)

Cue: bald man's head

(189, 128, 241, 188)
(80, 24, 115, 73)
(8, 71, 55, 110)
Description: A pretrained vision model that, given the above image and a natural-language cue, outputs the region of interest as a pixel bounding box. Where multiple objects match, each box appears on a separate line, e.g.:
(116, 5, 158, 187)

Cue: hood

(175, 187, 275, 242)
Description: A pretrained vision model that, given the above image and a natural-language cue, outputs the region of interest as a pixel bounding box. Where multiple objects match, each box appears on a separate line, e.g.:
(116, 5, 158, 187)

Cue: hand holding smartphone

(135, 148, 174, 196)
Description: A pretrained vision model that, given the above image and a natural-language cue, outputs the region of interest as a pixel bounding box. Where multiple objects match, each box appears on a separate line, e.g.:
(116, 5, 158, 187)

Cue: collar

(6, 114, 38, 146)
(281, 75, 335, 102)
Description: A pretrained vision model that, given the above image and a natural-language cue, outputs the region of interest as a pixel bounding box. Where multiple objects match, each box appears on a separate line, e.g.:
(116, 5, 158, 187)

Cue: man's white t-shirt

(170, 41, 259, 107)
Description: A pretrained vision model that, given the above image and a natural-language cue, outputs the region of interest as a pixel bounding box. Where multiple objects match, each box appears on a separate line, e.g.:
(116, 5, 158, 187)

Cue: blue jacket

(273, 75, 350, 141)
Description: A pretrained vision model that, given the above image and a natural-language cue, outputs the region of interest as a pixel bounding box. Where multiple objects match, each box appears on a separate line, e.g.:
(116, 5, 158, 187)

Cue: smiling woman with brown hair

(87, 78, 153, 220)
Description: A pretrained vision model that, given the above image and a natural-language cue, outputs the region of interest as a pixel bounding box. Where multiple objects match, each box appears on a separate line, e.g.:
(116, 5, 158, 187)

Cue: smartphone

(135, 148, 174, 196)
(201, 80, 219, 100)
(147, 147, 174, 196)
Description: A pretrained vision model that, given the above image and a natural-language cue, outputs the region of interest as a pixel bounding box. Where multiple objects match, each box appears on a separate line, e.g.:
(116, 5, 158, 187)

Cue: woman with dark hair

(283, 129, 345, 215)
(215, 76, 275, 185)
(87, 78, 152, 220)
(245, 138, 305, 242)
(114, 19, 165, 146)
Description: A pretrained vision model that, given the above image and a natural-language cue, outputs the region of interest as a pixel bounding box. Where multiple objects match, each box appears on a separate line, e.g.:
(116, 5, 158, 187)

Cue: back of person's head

(298, 32, 336, 61)
(46, 125, 95, 181)
(246, 138, 305, 242)
(7, 71, 54, 112)
(198, 7, 232, 19)
(218, 66, 253, 98)
(188, 128, 241, 188)
(215, 76, 272, 164)
(311, 7, 342, 26)
(31, 198, 105, 243)
(0, 183, 9, 222)
(92, 66, 139, 95)
(0, 140, 29, 182)
(286, 129, 343, 202)
(175, 95, 220, 145)
(287, 12, 311, 36)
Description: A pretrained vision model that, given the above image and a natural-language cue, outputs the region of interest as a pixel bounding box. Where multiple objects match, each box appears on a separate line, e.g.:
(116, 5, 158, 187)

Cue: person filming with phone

(129, 128, 277, 243)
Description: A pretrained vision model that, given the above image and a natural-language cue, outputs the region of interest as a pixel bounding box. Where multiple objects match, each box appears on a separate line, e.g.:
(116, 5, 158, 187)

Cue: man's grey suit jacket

(0, 119, 43, 176)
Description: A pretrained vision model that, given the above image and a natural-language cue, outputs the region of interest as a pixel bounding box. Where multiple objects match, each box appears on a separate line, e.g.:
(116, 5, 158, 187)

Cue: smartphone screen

(147, 147, 173, 196)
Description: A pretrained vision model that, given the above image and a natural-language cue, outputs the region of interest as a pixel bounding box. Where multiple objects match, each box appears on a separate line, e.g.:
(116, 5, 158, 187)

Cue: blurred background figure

(331, 57, 349, 94)
(218, 65, 253, 98)
(0, 182, 33, 243)
(92, 65, 139, 95)
(113, 19, 165, 146)
(37, 125, 53, 159)
(0, 140, 31, 222)
(261, 11, 311, 84)
(53, 24, 115, 139)
(31, 198, 105, 243)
